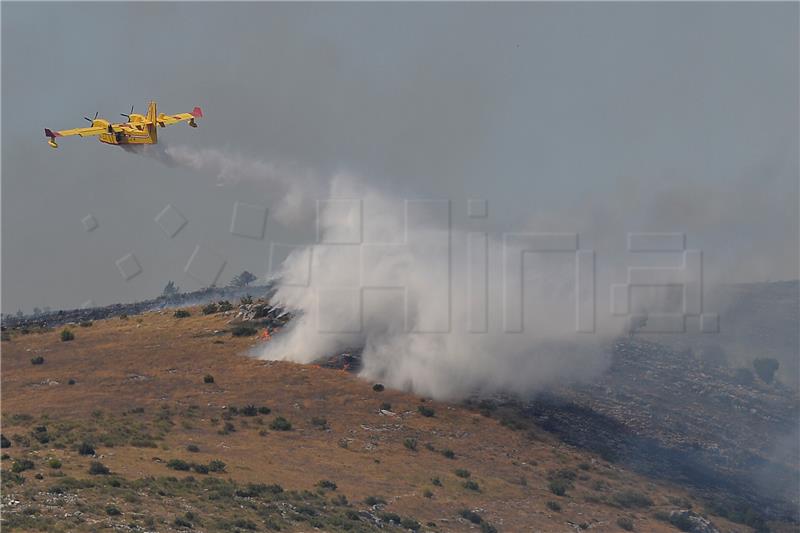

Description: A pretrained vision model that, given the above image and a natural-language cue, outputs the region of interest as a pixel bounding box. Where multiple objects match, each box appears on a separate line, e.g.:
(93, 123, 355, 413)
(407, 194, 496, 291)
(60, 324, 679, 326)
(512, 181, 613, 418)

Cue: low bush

(364, 495, 386, 506)
(88, 461, 110, 475)
(417, 405, 435, 417)
(106, 505, 121, 516)
(11, 459, 34, 473)
(192, 463, 209, 474)
(269, 417, 292, 431)
(380, 402, 392, 411)
(167, 459, 191, 471)
(79, 321, 93, 327)
(258, 406, 271, 414)
(317, 479, 337, 490)
(612, 490, 653, 509)
(372, 383, 385, 392)
(431, 477, 442, 486)
(174, 309, 191, 318)
(403, 437, 418, 451)
(67, 378, 76, 385)
(186, 444, 200, 453)
(77, 442, 95, 456)
(48, 458, 62, 469)
(217, 300, 234, 312)
(546, 501, 561, 512)
(208, 459, 226, 472)
(617, 517, 634, 531)
(60, 329, 74, 342)
(455, 468, 471, 478)
(463, 480, 480, 491)
(549, 478, 570, 496)
(459, 509, 482, 524)
(1, 434, 10, 448)
(442, 448, 455, 459)
(311, 417, 328, 429)
(231, 325, 257, 337)
(240, 404, 258, 416)
(202, 303, 218, 315)
(203, 374, 214, 384)
(30, 356, 45, 365)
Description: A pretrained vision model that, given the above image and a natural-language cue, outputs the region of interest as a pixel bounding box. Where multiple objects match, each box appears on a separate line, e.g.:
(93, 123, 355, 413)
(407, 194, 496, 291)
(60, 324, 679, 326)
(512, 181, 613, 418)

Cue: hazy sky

(2, 2, 798, 313)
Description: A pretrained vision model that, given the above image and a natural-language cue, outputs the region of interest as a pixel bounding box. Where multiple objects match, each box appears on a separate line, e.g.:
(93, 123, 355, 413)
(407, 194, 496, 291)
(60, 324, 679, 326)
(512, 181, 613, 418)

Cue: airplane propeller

(83, 111, 99, 124)
(120, 105, 134, 120)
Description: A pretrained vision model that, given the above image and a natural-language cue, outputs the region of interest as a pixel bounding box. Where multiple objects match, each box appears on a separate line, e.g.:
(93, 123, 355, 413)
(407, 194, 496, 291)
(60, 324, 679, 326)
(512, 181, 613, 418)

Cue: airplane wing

(157, 107, 203, 127)
(45, 125, 107, 139)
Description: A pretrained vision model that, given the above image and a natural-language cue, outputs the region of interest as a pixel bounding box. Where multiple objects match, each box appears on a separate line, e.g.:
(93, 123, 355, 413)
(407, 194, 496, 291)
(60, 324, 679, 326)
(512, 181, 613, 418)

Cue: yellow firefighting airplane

(44, 101, 202, 148)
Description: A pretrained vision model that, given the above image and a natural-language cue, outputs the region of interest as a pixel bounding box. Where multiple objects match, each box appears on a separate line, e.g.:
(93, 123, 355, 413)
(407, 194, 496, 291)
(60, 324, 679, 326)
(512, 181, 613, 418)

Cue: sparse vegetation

(11, 458, 35, 473)
(174, 309, 191, 318)
(202, 303, 218, 315)
(442, 448, 455, 459)
(364, 495, 386, 506)
(403, 437, 418, 451)
(455, 468, 471, 478)
(48, 458, 62, 469)
(60, 329, 74, 342)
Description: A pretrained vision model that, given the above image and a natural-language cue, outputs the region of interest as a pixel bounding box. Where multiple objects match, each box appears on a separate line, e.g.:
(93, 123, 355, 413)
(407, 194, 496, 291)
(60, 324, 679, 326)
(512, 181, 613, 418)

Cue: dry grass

(0, 308, 755, 532)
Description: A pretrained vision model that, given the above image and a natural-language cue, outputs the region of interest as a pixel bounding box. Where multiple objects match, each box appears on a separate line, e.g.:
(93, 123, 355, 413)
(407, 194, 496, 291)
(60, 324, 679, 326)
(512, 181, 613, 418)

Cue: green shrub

(174, 516, 193, 528)
(612, 490, 653, 509)
(455, 468, 471, 478)
(60, 329, 74, 342)
(269, 417, 292, 431)
(317, 479, 337, 490)
(403, 437, 418, 451)
(546, 501, 561, 512)
(88, 461, 110, 475)
(364, 495, 386, 506)
(442, 448, 455, 459)
(231, 325, 257, 337)
(401, 518, 421, 531)
(617, 517, 634, 531)
(77, 442, 95, 456)
(48, 458, 62, 469)
(203, 374, 214, 384)
(257, 406, 271, 414)
(431, 477, 442, 486)
(186, 444, 200, 453)
(11, 458, 34, 473)
(30, 356, 45, 365)
(208, 460, 226, 472)
(217, 300, 234, 312)
(240, 404, 258, 416)
(192, 463, 209, 474)
(167, 459, 191, 471)
(174, 309, 191, 318)
(463, 480, 480, 491)
(459, 509, 482, 524)
(202, 303, 218, 315)
(417, 405, 435, 417)
(106, 505, 121, 516)
(549, 478, 570, 496)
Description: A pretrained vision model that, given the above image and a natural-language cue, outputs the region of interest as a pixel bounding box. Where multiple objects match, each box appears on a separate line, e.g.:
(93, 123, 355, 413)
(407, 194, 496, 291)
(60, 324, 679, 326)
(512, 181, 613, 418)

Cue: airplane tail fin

(147, 101, 158, 143)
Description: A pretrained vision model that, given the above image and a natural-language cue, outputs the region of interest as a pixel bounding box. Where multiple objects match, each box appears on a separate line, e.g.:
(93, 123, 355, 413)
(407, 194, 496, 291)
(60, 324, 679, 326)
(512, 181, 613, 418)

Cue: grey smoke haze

(3, 2, 798, 320)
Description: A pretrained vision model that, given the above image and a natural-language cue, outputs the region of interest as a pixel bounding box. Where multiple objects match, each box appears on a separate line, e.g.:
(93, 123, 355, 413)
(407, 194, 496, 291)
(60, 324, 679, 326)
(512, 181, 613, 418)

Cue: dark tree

(162, 280, 180, 297)
(752, 358, 779, 384)
(231, 270, 257, 287)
